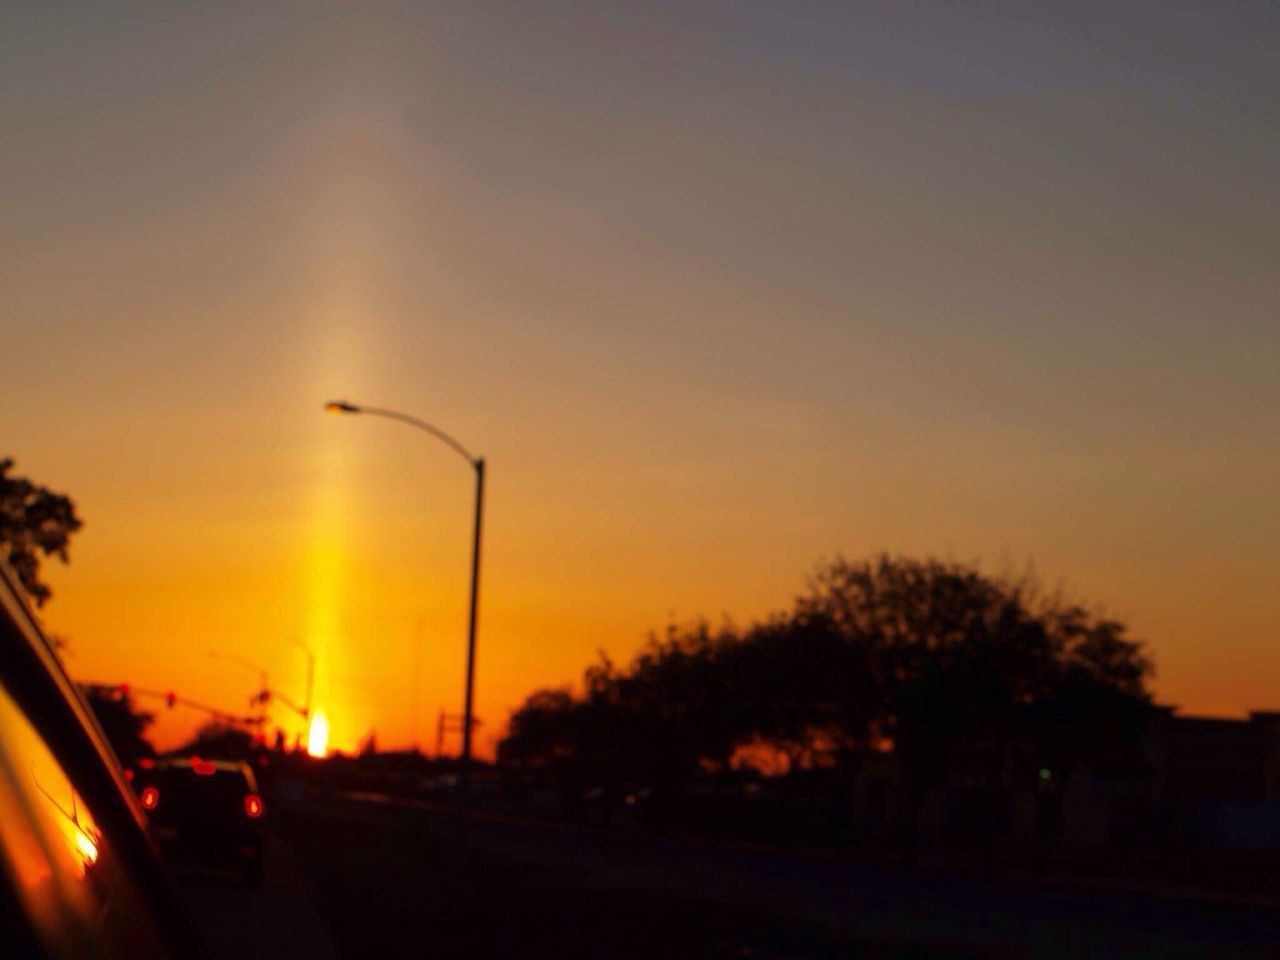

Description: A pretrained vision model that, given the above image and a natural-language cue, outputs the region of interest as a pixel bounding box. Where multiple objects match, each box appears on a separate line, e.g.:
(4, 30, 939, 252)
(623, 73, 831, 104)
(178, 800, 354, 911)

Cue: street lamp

(209, 649, 311, 723)
(208, 651, 270, 719)
(325, 400, 485, 811)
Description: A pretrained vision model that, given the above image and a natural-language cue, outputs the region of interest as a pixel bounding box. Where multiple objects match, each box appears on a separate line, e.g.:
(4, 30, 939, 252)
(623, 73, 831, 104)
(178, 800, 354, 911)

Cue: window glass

(0, 680, 169, 959)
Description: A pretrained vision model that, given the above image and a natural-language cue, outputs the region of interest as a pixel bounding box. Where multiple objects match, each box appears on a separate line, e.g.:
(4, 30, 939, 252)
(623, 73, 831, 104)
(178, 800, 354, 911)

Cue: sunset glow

(4, 4, 1277, 760)
(307, 712, 330, 759)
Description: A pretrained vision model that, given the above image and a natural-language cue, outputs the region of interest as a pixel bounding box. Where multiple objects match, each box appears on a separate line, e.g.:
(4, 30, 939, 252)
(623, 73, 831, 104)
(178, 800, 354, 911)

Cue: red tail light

(138, 758, 155, 770)
(140, 786, 159, 810)
(124, 768, 134, 782)
(244, 794, 263, 819)
(192, 757, 216, 776)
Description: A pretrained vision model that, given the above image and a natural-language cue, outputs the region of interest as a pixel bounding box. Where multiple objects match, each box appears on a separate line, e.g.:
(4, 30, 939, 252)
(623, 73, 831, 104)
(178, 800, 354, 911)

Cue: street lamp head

(325, 400, 361, 414)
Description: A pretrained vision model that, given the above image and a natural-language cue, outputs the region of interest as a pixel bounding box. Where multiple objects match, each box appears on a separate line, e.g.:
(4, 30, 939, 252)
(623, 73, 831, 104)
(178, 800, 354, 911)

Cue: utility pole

(411, 618, 424, 753)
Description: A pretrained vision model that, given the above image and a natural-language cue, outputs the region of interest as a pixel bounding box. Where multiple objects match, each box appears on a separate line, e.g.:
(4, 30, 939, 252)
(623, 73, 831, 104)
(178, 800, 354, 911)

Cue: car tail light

(192, 757, 216, 776)
(138, 758, 155, 769)
(124, 768, 134, 782)
(140, 786, 159, 810)
(244, 794, 263, 819)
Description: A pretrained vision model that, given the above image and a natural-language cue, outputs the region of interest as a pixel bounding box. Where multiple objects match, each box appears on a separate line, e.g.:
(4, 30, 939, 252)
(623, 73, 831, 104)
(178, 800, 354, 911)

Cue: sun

(307, 711, 330, 758)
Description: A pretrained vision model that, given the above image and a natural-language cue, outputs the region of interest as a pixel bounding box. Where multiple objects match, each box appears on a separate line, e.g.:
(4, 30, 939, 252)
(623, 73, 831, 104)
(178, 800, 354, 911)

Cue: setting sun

(307, 711, 330, 758)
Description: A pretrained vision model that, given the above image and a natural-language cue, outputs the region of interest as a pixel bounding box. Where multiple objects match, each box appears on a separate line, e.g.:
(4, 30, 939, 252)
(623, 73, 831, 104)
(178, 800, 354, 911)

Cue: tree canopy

(84, 685, 157, 764)
(0, 458, 83, 607)
(500, 554, 1153, 822)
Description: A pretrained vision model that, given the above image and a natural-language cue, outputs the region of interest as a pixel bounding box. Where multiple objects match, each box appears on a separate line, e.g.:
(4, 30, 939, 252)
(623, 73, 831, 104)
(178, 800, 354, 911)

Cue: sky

(2, 1, 1277, 754)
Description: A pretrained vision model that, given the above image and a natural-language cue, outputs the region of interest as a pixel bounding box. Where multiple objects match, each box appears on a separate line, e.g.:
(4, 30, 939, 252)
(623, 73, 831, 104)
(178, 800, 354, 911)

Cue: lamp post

(208, 650, 270, 721)
(325, 400, 485, 812)
(210, 649, 312, 723)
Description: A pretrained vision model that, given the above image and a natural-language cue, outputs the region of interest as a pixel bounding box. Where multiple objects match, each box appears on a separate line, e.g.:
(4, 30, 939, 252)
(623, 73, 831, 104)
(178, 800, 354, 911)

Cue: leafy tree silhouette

(500, 553, 1153, 867)
(84, 686, 157, 764)
(0, 457, 83, 606)
(800, 555, 1151, 868)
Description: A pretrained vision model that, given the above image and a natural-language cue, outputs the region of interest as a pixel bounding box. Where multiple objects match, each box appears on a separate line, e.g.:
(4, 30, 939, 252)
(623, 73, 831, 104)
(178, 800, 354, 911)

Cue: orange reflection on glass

(32, 777, 103, 880)
(0, 679, 104, 895)
(72, 828, 98, 869)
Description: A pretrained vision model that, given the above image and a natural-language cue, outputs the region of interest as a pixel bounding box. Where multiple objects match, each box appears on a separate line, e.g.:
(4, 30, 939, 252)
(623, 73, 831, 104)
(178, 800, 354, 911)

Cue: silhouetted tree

(502, 625, 749, 808)
(500, 553, 1153, 863)
(0, 458, 83, 606)
(1022, 608, 1152, 868)
(500, 688, 580, 766)
(611, 621, 742, 785)
(84, 685, 156, 764)
(799, 555, 1152, 868)
(733, 610, 877, 771)
(501, 687, 589, 810)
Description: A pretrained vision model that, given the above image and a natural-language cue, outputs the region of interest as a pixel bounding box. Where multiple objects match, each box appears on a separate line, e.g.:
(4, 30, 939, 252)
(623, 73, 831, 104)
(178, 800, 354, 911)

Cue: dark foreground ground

(179, 788, 1280, 959)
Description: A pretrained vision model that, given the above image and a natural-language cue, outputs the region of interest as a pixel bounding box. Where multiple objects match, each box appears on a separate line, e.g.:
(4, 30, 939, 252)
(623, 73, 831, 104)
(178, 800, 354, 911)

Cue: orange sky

(3, 4, 1278, 754)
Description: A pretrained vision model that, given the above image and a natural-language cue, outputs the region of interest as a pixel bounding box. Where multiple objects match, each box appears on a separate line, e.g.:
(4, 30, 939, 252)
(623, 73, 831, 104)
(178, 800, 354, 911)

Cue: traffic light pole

(83, 683, 260, 727)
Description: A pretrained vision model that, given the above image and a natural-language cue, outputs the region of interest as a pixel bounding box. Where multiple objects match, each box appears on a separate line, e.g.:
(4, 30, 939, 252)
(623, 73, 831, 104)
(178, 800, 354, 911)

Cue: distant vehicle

(128, 757, 265, 887)
(0, 560, 206, 959)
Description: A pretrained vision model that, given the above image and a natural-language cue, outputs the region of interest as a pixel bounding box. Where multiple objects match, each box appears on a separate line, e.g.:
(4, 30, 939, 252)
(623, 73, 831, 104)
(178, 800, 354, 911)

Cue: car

(0, 559, 206, 959)
(128, 758, 265, 887)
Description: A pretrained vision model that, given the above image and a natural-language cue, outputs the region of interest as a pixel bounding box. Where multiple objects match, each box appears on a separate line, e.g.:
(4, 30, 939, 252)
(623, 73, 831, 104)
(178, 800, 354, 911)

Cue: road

(180, 789, 1280, 959)
(175, 829, 341, 960)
